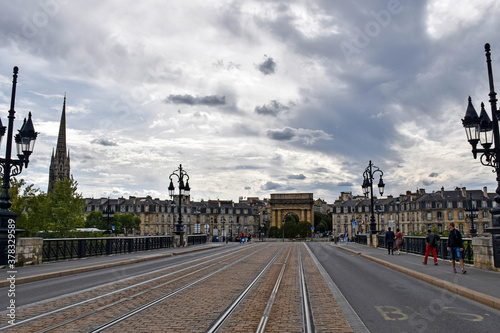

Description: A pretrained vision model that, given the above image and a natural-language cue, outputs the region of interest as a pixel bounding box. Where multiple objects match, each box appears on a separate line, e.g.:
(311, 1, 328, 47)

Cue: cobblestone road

(2, 242, 353, 332)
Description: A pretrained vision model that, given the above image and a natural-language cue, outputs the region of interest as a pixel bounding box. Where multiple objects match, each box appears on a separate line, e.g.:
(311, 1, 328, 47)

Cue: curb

(0, 245, 219, 288)
(335, 245, 500, 311)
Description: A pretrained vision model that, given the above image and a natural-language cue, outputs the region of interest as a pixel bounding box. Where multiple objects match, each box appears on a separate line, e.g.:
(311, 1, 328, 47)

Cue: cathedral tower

(48, 96, 70, 193)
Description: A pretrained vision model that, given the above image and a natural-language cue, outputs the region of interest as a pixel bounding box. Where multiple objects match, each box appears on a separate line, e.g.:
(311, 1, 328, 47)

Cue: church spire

(48, 95, 71, 193)
(55, 94, 67, 157)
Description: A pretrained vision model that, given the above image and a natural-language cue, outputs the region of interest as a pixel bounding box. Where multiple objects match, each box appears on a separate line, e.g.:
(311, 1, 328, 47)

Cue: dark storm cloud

(91, 138, 117, 146)
(337, 182, 353, 187)
(422, 179, 435, 186)
(255, 100, 294, 116)
(261, 181, 283, 190)
(257, 56, 277, 75)
(429, 172, 439, 178)
(165, 94, 226, 106)
(288, 174, 306, 180)
(267, 127, 296, 141)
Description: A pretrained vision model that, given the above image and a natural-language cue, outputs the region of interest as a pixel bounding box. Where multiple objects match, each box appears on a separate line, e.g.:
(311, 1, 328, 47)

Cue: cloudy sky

(1, 0, 500, 203)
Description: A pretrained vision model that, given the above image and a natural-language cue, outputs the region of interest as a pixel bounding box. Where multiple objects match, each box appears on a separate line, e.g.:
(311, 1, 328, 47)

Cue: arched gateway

(269, 193, 314, 228)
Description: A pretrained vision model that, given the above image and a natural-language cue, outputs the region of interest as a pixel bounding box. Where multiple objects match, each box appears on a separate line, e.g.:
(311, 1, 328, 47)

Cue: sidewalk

(334, 242, 500, 310)
(0, 243, 224, 288)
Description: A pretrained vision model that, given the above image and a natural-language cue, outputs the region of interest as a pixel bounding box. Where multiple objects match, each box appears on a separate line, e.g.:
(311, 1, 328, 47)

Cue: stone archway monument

(269, 193, 314, 228)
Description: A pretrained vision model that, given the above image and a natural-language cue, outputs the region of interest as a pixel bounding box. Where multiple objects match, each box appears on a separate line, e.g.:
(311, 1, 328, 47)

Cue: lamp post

(461, 43, 500, 267)
(168, 164, 190, 247)
(282, 218, 285, 242)
(0, 67, 38, 266)
(229, 217, 233, 242)
(362, 160, 385, 237)
(221, 217, 226, 243)
(375, 208, 382, 232)
(465, 193, 478, 236)
(103, 198, 114, 235)
(205, 216, 210, 241)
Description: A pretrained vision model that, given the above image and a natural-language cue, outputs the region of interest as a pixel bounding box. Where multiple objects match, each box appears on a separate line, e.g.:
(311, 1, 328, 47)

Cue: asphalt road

(307, 242, 500, 333)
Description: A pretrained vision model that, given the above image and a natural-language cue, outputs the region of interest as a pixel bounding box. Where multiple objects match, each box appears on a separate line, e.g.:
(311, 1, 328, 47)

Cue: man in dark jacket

(423, 229, 440, 265)
(385, 227, 395, 255)
(447, 223, 466, 274)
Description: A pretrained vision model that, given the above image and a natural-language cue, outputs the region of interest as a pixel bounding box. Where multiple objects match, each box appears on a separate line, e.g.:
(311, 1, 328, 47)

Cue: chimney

(441, 187, 445, 199)
(419, 188, 425, 195)
(483, 186, 488, 198)
(461, 187, 467, 198)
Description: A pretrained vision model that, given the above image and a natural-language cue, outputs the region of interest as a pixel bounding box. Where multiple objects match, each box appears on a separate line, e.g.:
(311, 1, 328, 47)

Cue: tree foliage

(8, 177, 85, 237)
(268, 226, 280, 238)
(46, 177, 86, 237)
(297, 221, 312, 238)
(85, 211, 105, 229)
(114, 213, 141, 235)
(314, 211, 332, 233)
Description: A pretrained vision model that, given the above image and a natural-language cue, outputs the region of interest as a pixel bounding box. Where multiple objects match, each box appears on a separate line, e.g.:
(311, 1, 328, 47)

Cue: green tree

(115, 213, 141, 235)
(285, 213, 299, 224)
(85, 211, 106, 229)
(268, 226, 280, 238)
(47, 177, 85, 237)
(314, 211, 332, 234)
(284, 220, 298, 238)
(297, 221, 312, 238)
(8, 178, 50, 237)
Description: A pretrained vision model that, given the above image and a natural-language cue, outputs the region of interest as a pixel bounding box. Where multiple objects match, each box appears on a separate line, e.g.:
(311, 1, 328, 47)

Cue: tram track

(2, 242, 354, 332)
(0, 244, 266, 332)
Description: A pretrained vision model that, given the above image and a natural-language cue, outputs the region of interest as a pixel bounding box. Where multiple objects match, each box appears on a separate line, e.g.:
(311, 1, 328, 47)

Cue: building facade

(332, 187, 494, 237)
(84, 195, 269, 239)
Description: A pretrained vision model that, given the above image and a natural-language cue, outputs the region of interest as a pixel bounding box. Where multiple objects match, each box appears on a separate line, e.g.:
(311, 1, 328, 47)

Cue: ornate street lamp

(362, 160, 385, 236)
(102, 197, 114, 235)
(282, 218, 284, 242)
(465, 193, 478, 236)
(0, 67, 38, 265)
(229, 217, 233, 242)
(168, 164, 190, 246)
(221, 217, 226, 243)
(461, 43, 500, 267)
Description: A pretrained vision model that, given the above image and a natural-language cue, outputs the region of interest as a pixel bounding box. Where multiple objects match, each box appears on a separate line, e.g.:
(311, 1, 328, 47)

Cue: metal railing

(354, 234, 368, 245)
(43, 236, 174, 262)
(187, 234, 208, 246)
(376, 235, 474, 264)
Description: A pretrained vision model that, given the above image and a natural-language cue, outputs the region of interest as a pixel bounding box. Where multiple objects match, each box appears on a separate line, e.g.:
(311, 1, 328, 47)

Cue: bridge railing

(354, 234, 368, 245)
(187, 234, 208, 246)
(42, 236, 174, 262)
(375, 235, 474, 264)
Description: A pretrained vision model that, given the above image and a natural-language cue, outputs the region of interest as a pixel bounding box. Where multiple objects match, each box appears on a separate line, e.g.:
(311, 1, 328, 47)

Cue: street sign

(352, 221, 357, 226)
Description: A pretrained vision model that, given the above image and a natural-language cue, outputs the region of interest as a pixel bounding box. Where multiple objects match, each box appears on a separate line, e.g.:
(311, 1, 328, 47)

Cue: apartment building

(332, 187, 494, 237)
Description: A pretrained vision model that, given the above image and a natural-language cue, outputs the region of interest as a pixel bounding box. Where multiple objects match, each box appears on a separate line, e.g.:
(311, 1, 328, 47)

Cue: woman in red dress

(394, 228, 403, 254)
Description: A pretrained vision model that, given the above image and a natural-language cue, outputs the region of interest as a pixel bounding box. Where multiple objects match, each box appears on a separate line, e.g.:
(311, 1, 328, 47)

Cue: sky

(1, 0, 500, 203)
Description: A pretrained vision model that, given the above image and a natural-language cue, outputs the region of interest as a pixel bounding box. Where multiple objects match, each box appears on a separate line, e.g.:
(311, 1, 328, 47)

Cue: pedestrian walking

(447, 222, 467, 274)
(394, 228, 403, 254)
(345, 232, 349, 244)
(385, 227, 395, 255)
(423, 229, 440, 265)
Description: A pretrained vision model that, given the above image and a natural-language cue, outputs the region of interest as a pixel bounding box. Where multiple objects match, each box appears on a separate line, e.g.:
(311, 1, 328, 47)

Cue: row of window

(87, 204, 250, 215)
(336, 199, 488, 214)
